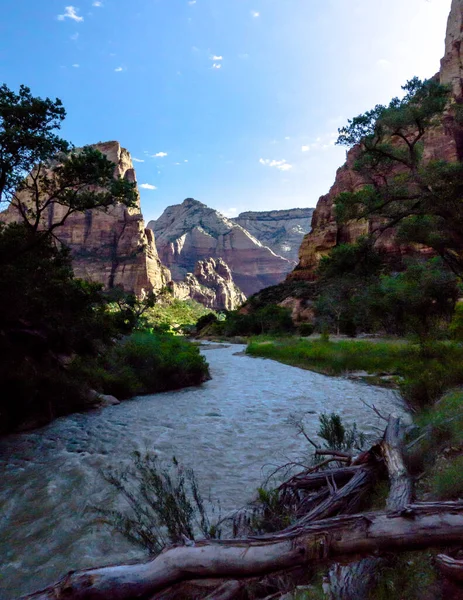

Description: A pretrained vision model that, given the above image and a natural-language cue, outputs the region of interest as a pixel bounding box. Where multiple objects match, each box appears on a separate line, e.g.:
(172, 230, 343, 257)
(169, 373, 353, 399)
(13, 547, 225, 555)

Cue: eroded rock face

(0, 141, 171, 295)
(233, 208, 314, 262)
(170, 257, 247, 311)
(148, 198, 294, 296)
(289, 0, 463, 281)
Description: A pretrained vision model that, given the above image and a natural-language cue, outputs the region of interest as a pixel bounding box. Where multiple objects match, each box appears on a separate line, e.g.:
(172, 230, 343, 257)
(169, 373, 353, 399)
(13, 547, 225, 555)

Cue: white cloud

(72, 63, 80, 68)
(212, 63, 222, 69)
(301, 145, 310, 152)
(57, 6, 84, 22)
(211, 55, 223, 61)
(92, 0, 103, 6)
(140, 183, 157, 190)
(251, 10, 260, 17)
(259, 158, 293, 172)
(154, 152, 168, 157)
(184, 159, 188, 163)
(188, 0, 197, 4)
(70, 32, 79, 40)
(132, 157, 145, 163)
(285, 136, 291, 140)
(114, 66, 124, 72)
(238, 53, 249, 60)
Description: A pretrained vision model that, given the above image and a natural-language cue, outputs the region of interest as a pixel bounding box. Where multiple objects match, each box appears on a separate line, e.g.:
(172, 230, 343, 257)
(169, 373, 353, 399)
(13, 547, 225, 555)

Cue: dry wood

(21, 501, 463, 600)
(328, 415, 413, 600)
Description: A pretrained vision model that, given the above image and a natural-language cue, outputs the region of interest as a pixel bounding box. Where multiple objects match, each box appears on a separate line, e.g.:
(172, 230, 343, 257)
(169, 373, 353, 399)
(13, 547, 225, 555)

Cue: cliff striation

(170, 258, 246, 311)
(289, 0, 463, 281)
(148, 198, 294, 297)
(0, 141, 171, 295)
(233, 208, 313, 263)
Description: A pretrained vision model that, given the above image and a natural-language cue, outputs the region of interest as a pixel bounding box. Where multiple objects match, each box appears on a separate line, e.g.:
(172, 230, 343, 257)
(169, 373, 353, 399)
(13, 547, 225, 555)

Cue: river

(0, 343, 407, 598)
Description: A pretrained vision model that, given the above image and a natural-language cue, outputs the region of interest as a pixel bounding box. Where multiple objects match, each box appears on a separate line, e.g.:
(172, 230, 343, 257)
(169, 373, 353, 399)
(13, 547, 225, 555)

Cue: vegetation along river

(0, 343, 408, 598)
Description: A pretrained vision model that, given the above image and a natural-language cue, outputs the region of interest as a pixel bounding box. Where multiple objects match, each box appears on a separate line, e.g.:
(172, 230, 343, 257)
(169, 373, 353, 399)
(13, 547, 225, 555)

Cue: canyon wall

(289, 0, 463, 281)
(148, 198, 294, 297)
(0, 141, 171, 295)
(233, 208, 313, 263)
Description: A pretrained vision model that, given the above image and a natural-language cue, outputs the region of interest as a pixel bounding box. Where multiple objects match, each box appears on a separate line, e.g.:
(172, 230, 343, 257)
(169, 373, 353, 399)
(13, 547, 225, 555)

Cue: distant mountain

(233, 208, 314, 263)
(148, 198, 294, 297)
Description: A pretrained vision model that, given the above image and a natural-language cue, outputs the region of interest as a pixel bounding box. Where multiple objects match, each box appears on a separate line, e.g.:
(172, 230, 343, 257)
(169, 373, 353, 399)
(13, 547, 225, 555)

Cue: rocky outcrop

(170, 258, 246, 310)
(233, 208, 313, 262)
(289, 0, 463, 281)
(148, 198, 294, 296)
(0, 141, 171, 295)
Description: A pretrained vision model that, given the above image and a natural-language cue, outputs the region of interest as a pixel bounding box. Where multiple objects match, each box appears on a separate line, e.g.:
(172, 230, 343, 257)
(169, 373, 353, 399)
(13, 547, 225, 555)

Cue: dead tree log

(329, 415, 413, 600)
(20, 501, 463, 600)
(436, 554, 463, 583)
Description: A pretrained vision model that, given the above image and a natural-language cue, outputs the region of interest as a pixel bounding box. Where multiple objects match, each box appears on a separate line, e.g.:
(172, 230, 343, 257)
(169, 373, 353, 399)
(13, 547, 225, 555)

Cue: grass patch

(246, 338, 463, 409)
(431, 456, 463, 499)
(246, 338, 407, 376)
(368, 552, 438, 600)
(74, 332, 210, 399)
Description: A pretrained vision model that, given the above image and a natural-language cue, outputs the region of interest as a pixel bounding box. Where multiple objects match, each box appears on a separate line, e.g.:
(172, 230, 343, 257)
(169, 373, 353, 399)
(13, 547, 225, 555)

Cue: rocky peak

(149, 199, 293, 296)
(233, 208, 314, 262)
(170, 257, 246, 311)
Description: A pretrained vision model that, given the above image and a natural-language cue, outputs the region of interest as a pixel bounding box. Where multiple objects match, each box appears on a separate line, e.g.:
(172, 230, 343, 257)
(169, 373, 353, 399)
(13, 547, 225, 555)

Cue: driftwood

(20, 417, 462, 600)
(329, 415, 413, 600)
(20, 501, 463, 600)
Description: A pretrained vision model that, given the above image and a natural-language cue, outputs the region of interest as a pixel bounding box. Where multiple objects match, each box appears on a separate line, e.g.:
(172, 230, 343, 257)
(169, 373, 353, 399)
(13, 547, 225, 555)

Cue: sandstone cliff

(170, 258, 246, 311)
(0, 141, 171, 295)
(289, 0, 463, 281)
(233, 208, 313, 263)
(148, 198, 294, 296)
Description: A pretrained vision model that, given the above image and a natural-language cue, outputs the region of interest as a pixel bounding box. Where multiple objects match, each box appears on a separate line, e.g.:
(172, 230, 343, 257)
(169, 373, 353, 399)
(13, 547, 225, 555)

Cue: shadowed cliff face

(289, 0, 463, 282)
(148, 198, 294, 297)
(0, 141, 171, 295)
(233, 208, 314, 263)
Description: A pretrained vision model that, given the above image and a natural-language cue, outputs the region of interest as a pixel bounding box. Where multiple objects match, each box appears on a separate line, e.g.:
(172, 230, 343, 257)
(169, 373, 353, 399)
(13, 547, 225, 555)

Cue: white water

(0, 344, 407, 598)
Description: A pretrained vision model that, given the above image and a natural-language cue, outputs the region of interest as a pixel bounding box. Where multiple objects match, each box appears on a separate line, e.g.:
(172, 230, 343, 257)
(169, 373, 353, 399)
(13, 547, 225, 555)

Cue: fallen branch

(21, 501, 463, 600)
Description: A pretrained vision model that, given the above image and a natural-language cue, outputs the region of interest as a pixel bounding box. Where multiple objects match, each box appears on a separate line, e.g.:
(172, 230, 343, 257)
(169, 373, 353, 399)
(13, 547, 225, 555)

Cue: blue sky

(0, 0, 452, 222)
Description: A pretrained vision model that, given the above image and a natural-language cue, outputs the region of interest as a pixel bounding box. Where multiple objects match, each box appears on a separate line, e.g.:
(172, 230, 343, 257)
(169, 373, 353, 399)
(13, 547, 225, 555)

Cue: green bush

(431, 456, 463, 499)
(74, 332, 210, 399)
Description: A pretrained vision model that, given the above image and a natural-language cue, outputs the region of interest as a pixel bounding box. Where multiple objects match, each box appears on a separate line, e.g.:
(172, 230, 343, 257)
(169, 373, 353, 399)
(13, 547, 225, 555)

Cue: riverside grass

(246, 337, 463, 408)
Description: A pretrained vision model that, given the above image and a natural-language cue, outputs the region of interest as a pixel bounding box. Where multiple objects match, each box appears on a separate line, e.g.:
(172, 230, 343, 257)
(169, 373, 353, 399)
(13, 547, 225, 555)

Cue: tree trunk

(20, 501, 463, 600)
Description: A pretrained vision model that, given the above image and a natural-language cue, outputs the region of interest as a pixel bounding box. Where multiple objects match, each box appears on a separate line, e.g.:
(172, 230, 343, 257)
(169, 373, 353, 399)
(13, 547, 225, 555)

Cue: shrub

(94, 452, 220, 556)
(431, 456, 463, 499)
(74, 332, 210, 399)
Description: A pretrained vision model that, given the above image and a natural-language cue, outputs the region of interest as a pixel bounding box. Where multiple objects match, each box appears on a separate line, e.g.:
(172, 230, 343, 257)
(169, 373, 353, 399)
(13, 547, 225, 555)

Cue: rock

(170, 257, 247, 310)
(289, 0, 463, 281)
(0, 141, 171, 296)
(233, 208, 314, 262)
(148, 198, 294, 296)
(87, 389, 120, 408)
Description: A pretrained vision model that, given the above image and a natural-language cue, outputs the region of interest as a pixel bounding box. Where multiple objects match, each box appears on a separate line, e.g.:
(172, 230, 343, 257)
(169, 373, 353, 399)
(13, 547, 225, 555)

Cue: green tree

(366, 258, 459, 343)
(0, 84, 137, 241)
(335, 78, 463, 275)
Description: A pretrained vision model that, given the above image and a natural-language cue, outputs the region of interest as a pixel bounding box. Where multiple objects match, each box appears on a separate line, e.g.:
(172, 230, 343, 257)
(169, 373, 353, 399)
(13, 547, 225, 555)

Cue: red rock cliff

(289, 0, 463, 281)
(0, 141, 171, 295)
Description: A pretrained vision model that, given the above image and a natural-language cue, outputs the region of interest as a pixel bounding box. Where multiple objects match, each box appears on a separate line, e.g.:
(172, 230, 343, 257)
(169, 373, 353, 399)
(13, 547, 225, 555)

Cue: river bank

(0, 343, 406, 597)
